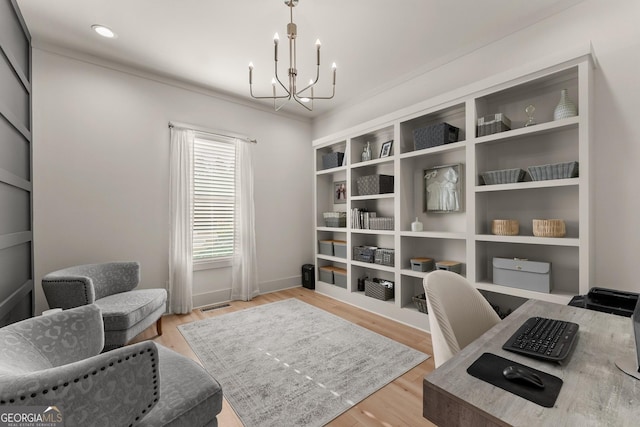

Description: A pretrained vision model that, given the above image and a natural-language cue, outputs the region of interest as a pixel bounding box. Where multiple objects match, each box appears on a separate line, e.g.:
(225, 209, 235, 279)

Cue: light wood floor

(132, 287, 436, 427)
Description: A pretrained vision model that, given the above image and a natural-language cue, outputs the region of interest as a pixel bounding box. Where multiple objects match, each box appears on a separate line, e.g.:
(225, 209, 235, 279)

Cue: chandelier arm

(304, 84, 336, 100)
(275, 97, 293, 112)
(292, 95, 313, 111)
(249, 84, 290, 100)
(295, 64, 320, 97)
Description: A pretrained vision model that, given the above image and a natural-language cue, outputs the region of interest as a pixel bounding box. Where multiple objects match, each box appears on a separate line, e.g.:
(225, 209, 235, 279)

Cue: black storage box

(301, 264, 315, 289)
(413, 123, 459, 150)
(568, 287, 639, 317)
(356, 174, 394, 195)
(322, 152, 344, 169)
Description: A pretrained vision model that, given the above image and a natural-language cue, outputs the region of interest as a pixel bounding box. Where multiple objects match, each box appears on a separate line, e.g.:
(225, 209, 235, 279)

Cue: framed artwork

(334, 180, 347, 204)
(380, 140, 393, 158)
(424, 164, 463, 212)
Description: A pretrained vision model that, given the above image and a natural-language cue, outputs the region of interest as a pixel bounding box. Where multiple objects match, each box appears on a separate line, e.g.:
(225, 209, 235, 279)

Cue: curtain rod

(168, 121, 257, 144)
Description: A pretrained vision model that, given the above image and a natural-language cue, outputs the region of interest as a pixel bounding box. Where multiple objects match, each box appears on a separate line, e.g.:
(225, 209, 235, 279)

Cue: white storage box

(493, 257, 551, 293)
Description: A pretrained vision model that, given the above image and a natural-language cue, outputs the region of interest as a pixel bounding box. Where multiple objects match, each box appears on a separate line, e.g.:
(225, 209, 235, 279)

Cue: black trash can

(302, 264, 315, 289)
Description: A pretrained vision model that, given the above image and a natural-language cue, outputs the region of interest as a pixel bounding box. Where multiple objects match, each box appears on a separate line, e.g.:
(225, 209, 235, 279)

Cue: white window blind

(193, 135, 236, 262)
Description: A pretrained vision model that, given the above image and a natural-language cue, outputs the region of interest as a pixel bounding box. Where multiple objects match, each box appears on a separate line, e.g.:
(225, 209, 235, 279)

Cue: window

(192, 134, 236, 267)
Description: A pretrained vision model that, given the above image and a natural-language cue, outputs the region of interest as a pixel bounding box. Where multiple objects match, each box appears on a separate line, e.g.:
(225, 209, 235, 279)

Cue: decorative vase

(411, 217, 423, 232)
(524, 104, 536, 127)
(553, 89, 577, 120)
(361, 142, 371, 162)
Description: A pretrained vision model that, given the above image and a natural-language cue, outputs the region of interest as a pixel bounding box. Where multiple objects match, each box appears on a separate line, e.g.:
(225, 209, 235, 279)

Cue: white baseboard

(192, 275, 302, 309)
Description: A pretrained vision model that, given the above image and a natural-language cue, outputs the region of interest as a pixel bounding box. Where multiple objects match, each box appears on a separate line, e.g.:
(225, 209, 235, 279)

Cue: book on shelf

(351, 208, 394, 230)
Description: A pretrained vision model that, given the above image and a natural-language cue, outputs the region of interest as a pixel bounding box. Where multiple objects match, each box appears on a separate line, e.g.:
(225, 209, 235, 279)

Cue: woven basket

(364, 280, 394, 301)
(491, 219, 519, 236)
(373, 248, 395, 267)
(528, 161, 578, 181)
(533, 219, 566, 237)
(412, 294, 428, 314)
(481, 168, 525, 185)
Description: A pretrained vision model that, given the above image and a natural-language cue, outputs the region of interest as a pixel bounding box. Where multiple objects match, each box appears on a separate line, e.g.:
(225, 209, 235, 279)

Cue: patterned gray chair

(0, 304, 223, 426)
(42, 262, 167, 351)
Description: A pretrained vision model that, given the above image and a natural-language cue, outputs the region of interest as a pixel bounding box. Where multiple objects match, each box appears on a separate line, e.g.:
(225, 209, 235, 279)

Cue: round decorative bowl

(533, 219, 566, 237)
(491, 219, 519, 236)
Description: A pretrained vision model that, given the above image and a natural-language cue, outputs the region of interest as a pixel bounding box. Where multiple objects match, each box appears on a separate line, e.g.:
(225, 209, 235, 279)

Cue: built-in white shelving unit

(312, 49, 595, 331)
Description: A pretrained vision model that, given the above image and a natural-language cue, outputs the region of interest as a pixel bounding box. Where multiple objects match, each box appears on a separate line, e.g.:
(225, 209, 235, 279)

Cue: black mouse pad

(467, 352, 563, 408)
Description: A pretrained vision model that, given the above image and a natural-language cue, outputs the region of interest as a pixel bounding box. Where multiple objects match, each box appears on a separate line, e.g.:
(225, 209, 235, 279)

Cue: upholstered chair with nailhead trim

(42, 262, 167, 351)
(0, 304, 223, 426)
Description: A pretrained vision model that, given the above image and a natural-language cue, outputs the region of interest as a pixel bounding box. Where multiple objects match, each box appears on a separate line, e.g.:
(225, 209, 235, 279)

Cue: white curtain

(169, 128, 194, 314)
(231, 139, 259, 301)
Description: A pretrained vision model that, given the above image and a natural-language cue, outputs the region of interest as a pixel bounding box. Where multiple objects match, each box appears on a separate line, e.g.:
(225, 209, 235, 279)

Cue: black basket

(353, 246, 376, 263)
(356, 175, 394, 196)
(412, 294, 428, 314)
(364, 280, 394, 301)
(322, 152, 344, 169)
(413, 123, 459, 150)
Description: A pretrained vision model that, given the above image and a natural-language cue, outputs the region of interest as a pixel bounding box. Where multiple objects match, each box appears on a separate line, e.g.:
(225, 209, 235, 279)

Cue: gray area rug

(178, 298, 429, 427)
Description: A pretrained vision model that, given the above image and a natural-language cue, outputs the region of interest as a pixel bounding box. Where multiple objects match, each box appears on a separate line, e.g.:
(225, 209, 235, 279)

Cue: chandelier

(248, 0, 336, 111)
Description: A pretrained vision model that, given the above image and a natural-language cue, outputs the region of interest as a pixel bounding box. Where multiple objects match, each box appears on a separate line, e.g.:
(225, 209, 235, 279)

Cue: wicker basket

(412, 293, 428, 314)
(323, 212, 346, 228)
(481, 168, 525, 185)
(353, 246, 376, 263)
(491, 219, 519, 236)
(364, 280, 394, 301)
(533, 219, 566, 237)
(374, 248, 395, 267)
(528, 161, 579, 181)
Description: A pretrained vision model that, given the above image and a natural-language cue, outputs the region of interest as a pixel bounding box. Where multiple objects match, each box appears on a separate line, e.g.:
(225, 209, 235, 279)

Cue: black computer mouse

(502, 365, 545, 389)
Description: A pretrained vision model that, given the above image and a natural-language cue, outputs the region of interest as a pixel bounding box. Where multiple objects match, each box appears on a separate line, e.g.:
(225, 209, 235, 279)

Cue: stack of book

(351, 208, 393, 230)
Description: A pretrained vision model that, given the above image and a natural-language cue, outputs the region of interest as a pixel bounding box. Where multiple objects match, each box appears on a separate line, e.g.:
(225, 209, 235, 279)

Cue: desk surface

(423, 299, 639, 427)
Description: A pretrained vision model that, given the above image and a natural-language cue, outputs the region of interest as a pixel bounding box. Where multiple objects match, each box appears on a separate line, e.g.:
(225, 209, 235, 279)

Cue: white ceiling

(17, 0, 585, 118)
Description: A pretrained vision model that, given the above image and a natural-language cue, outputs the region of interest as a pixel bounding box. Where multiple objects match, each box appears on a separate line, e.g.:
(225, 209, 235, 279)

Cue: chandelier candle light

(249, 0, 336, 111)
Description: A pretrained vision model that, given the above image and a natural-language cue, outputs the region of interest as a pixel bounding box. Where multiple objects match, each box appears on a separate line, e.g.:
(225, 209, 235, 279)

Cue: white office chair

(424, 270, 501, 367)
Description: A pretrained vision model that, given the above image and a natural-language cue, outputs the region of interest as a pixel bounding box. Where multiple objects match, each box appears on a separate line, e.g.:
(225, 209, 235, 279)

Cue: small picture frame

(334, 180, 347, 204)
(380, 140, 393, 158)
(424, 164, 463, 212)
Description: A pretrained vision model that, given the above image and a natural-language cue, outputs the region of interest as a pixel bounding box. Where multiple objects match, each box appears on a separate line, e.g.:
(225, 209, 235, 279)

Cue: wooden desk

(423, 299, 639, 426)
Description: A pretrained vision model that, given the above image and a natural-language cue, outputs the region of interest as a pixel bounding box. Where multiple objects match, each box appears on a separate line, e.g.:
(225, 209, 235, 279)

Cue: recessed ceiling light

(91, 24, 116, 39)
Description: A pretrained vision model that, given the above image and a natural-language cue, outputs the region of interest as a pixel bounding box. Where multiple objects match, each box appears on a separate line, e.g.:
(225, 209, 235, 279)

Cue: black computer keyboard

(502, 316, 579, 362)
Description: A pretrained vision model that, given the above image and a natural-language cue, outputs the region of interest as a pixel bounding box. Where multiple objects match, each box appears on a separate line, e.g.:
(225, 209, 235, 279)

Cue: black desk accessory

(569, 287, 639, 317)
(615, 298, 640, 380)
(502, 316, 579, 362)
(467, 353, 563, 407)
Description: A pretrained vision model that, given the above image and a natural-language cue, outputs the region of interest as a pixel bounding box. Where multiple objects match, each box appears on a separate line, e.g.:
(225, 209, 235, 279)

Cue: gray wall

(32, 47, 313, 314)
(0, 0, 33, 326)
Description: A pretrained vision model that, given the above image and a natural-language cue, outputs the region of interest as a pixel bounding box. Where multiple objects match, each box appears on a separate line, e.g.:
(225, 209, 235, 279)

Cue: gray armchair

(42, 262, 167, 350)
(0, 304, 223, 426)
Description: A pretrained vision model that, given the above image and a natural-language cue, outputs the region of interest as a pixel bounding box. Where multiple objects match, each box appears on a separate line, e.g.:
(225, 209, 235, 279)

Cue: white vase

(553, 89, 577, 120)
(411, 217, 423, 232)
